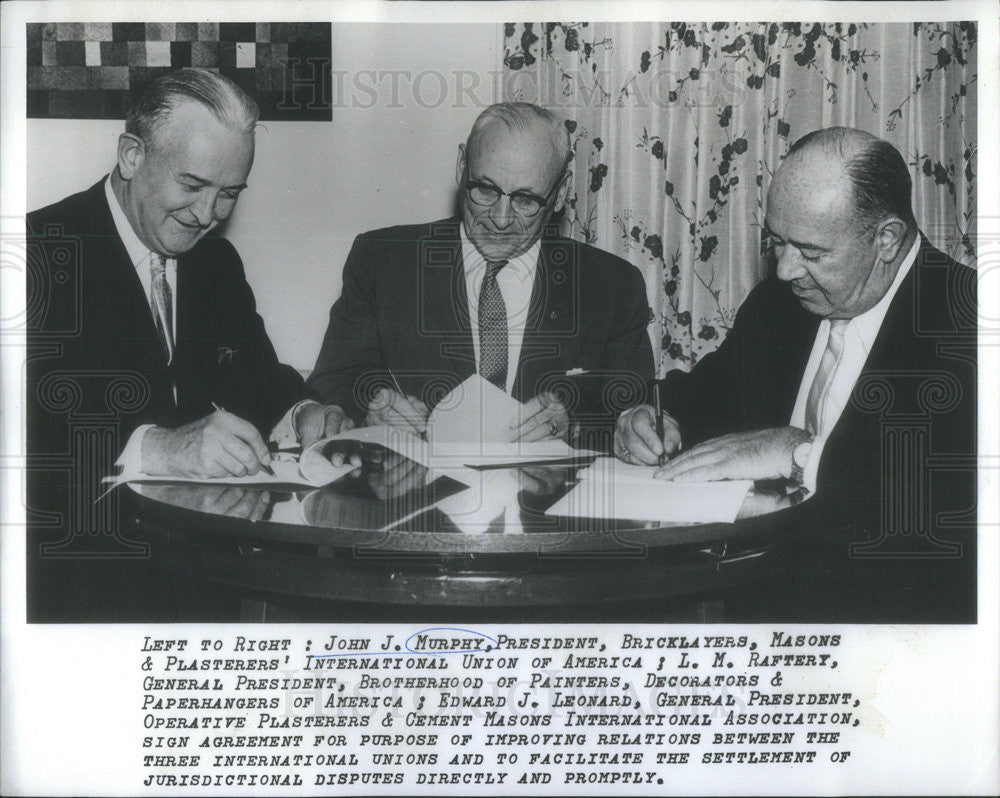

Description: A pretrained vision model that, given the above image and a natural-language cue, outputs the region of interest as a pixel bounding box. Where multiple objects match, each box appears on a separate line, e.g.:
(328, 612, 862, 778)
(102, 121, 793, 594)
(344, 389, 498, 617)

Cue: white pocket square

(565, 368, 589, 376)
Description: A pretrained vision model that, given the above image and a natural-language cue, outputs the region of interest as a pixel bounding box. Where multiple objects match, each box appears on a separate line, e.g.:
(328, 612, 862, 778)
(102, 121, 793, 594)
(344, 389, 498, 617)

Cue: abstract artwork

(27, 22, 332, 121)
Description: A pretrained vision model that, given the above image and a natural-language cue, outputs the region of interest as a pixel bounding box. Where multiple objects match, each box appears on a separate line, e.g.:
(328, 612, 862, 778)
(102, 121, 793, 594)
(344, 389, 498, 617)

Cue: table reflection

(134, 441, 795, 542)
(299, 463, 575, 537)
(138, 483, 274, 521)
(117, 446, 813, 618)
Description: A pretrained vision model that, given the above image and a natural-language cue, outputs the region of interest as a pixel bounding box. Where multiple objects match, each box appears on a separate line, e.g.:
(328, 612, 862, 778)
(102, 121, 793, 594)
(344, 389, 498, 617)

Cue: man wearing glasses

(309, 102, 653, 448)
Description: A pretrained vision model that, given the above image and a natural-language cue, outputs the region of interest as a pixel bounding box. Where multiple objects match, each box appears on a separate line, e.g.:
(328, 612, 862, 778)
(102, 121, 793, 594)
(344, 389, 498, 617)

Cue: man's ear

(455, 144, 467, 188)
(117, 132, 145, 181)
(874, 216, 909, 265)
(552, 169, 572, 213)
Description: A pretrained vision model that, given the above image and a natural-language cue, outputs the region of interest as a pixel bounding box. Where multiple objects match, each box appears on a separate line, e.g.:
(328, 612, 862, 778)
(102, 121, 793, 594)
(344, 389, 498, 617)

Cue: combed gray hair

(466, 102, 572, 172)
(126, 68, 259, 148)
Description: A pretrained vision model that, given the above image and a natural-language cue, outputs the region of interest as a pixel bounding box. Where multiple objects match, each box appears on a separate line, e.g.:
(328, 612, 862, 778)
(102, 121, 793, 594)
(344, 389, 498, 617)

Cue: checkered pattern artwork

(27, 22, 332, 121)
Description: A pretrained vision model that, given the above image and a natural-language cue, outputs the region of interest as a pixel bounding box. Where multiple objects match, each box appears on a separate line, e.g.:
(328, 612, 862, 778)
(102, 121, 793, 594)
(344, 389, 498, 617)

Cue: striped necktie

(478, 259, 509, 390)
(149, 252, 174, 366)
(805, 318, 849, 436)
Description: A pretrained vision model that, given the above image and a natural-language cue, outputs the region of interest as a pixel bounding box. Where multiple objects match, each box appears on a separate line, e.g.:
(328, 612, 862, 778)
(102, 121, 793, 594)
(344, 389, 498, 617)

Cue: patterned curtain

(501, 22, 977, 373)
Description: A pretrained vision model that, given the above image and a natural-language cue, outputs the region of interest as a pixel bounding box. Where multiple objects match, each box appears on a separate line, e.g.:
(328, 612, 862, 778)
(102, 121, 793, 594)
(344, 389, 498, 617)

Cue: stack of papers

(545, 457, 752, 524)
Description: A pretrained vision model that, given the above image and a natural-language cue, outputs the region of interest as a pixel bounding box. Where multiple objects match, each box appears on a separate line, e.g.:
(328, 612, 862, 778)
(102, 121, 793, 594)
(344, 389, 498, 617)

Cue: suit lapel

(861, 268, 917, 374)
(92, 185, 170, 367)
(513, 235, 579, 400)
(91, 185, 158, 345)
(88, 180, 176, 414)
(174, 251, 196, 351)
(780, 310, 821, 423)
(419, 220, 476, 377)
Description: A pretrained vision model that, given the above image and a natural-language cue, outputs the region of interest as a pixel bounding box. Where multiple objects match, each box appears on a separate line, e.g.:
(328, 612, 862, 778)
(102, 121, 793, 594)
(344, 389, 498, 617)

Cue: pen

(654, 382, 666, 467)
(387, 368, 404, 396)
(268, 441, 302, 456)
(212, 401, 275, 476)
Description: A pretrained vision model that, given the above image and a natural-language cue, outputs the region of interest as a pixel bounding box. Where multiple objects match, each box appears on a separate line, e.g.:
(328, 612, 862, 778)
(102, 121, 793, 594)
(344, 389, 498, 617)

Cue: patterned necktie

(805, 318, 849, 435)
(149, 252, 174, 366)
(478, 259, 509, 390)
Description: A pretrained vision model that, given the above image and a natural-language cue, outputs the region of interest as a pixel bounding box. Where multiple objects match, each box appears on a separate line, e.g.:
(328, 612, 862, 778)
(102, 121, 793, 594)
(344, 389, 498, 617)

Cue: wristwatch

(789, 436, 814, 485)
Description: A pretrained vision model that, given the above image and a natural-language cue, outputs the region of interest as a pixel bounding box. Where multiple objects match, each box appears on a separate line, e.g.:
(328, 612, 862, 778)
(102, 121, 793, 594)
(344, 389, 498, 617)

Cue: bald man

(615, 128, 975, 617)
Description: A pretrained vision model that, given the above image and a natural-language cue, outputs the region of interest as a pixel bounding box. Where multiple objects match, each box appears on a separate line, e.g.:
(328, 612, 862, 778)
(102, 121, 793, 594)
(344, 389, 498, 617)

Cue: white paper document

(426, 375, 599, 466)
(575, 456, 667, 484)
(547, 457, 752, 524)
(426, 373, 520, 445)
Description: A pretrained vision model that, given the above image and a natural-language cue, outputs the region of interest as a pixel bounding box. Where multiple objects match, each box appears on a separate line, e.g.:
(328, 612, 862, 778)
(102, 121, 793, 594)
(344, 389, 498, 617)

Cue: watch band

(790, 436, 814, 486)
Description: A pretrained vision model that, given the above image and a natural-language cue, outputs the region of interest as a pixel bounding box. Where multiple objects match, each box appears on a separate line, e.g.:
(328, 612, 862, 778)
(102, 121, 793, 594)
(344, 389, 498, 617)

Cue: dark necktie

(478, 259, 509, 390)
(149, 252, 174, 366)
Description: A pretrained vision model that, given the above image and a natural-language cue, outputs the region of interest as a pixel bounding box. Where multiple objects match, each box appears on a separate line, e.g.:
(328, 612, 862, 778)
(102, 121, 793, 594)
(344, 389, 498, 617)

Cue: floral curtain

(501, 22, 977, 373)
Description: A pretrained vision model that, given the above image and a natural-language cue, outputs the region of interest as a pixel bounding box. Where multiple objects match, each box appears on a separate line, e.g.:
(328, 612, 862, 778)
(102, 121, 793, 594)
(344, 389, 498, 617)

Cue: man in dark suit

(616, 127, 976, 620)
(308, 102, 654, 449)
(28, 69, 347, 482)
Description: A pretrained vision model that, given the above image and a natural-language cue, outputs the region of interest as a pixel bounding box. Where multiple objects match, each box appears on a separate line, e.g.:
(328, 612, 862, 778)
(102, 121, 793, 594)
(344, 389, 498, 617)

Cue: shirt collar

(850, 235, 920, 354)
(104, 175, 159, 268)
(458, 221, 541, 281)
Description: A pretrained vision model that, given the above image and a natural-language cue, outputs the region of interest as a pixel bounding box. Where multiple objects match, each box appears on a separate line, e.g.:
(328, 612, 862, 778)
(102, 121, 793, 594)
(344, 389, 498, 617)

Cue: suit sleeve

(307, 235, 383, 423)
(571, 260, 655, 449)
(600, 264, 655, 405)
(660, 283, 761, 446)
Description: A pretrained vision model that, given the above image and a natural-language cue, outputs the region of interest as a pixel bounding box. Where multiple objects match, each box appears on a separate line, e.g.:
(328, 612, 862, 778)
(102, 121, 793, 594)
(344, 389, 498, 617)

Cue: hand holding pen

(362, 371, 429, 436)
(612, 384, 683, 466)
(211, 402, 275, 476)
(141, 404, 276, 479)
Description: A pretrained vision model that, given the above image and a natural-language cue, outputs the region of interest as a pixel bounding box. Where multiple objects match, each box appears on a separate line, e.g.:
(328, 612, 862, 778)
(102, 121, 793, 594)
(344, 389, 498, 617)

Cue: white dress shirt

(460, 224, 541, 395)
(789, 236, 920, 493)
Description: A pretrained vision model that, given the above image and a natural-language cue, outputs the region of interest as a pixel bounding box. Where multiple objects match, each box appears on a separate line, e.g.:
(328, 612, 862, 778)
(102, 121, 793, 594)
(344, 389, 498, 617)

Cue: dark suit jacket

(308, 218, 654, 446)
(26, 178, 312, 462)
(661, 236, 977, 618)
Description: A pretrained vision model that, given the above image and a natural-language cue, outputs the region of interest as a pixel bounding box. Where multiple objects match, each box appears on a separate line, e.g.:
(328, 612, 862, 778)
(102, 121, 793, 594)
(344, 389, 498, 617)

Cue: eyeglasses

(464, 174, 564, 218)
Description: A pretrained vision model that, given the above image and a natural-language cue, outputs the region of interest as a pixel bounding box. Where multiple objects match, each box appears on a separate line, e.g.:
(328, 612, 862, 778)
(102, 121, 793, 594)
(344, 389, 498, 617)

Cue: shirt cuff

(116, 424, 155, 472)
(269, 400, 320, 445)
(791, 434, 825, 503)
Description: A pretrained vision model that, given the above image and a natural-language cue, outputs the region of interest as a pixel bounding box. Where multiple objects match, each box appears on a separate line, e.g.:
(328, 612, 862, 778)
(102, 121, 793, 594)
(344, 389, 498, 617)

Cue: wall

(27, 23, 500, 370)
